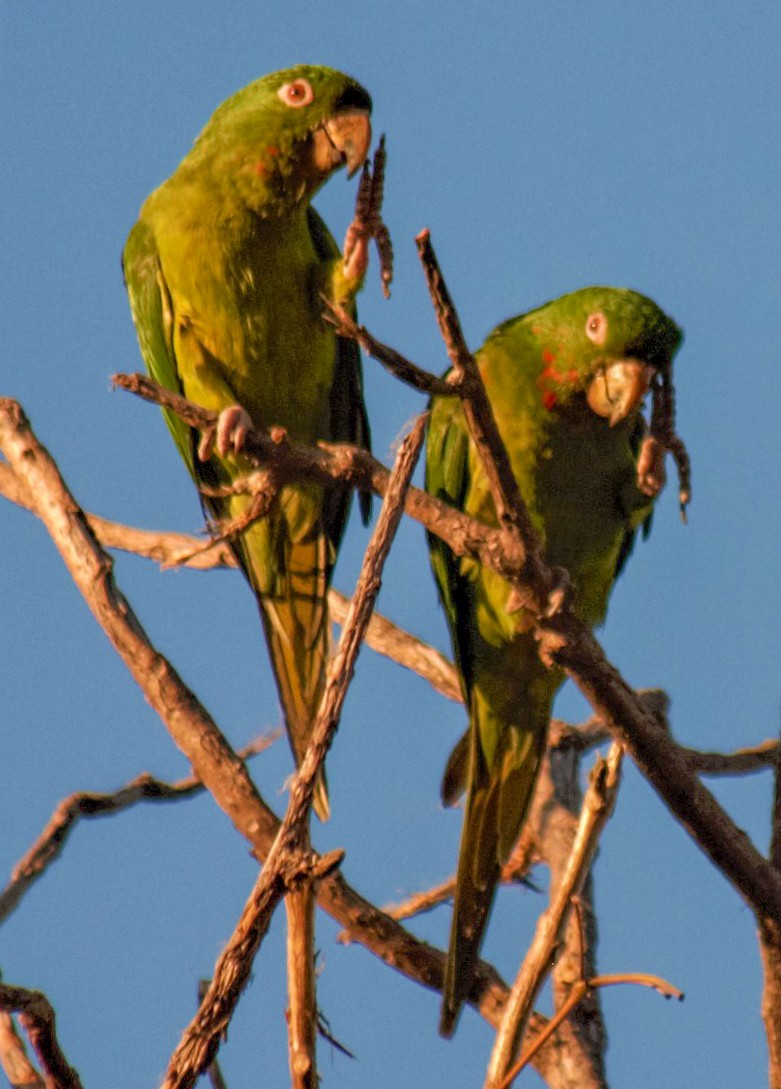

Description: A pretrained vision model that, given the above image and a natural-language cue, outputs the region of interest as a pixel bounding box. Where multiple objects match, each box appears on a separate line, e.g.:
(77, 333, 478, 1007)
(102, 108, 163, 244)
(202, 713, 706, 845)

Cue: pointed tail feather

(440, 778, 501, 1036)
(440, 720, 546, 1036)
(253, 530, 332, 821)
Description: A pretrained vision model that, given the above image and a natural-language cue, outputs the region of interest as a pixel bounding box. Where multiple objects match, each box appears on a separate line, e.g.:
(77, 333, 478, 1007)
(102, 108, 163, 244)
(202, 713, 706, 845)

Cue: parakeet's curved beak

(313, 111, 372, 177)
(587, 359, 655, 426)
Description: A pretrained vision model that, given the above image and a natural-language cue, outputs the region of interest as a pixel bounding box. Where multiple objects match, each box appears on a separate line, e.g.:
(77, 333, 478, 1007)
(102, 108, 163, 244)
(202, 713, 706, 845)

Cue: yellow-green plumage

(426, 286, 682, 1034)
(123, 66, 373, 819)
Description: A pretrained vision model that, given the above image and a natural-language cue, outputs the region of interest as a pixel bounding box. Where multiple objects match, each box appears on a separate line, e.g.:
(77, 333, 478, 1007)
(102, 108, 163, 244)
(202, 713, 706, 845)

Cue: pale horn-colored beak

(313, 111, 371, 177)
(587, 359, 655, 426)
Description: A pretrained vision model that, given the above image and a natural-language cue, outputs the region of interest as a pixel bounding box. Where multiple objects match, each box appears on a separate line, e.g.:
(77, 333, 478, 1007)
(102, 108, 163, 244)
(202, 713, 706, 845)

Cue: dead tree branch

(322, 299, 452, 396)
(485, 744, 624, 1088)
(0, 984, 83, 1089)
(0, 733, 279, 926)
(502, 972, 683, 1089)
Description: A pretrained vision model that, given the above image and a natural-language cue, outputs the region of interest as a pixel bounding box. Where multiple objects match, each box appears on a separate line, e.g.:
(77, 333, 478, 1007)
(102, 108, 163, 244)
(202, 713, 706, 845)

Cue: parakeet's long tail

(440, 713, 547, 1037)
(257, 530, 331, 821)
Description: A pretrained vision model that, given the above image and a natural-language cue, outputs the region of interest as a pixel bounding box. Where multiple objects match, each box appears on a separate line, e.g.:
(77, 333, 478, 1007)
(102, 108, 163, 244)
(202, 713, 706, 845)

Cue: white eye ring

(585, 311, 608, 345)
(277, 79, 315, 108)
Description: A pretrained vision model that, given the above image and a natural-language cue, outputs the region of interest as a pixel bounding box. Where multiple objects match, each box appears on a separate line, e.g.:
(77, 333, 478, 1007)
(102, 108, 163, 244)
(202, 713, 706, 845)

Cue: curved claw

(636, 435, 667, 498)
(198, 404, 252, 461)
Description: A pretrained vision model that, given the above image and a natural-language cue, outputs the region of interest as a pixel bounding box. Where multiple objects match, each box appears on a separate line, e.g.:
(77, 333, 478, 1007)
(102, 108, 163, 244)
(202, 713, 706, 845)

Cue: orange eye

(277, 79, 314, 108)
(585, 312, 608, 345)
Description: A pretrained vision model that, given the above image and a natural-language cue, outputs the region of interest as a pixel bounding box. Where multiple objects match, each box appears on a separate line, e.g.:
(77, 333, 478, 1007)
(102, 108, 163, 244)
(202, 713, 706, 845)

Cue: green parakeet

(123, 66, 376, 820)
(425, 286, 683, 1034)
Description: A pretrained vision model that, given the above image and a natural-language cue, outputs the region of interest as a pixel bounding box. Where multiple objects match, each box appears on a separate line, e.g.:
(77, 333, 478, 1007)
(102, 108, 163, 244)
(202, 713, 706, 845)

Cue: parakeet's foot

(636, 434, 667, 498)
(342, 136, 393, 297)
(198, 404, 253, 461)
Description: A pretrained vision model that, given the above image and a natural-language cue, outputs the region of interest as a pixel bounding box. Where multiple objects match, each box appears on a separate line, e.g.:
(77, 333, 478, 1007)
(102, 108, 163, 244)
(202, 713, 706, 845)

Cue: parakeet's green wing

(123, 221, 200, 479)
(425, 391, 472, 705)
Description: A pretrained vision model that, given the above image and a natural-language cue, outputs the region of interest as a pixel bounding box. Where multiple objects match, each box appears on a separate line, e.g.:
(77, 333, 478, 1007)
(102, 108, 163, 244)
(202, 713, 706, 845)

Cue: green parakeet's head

(503, 286, 683, 426)
(187, 64, 372, 210)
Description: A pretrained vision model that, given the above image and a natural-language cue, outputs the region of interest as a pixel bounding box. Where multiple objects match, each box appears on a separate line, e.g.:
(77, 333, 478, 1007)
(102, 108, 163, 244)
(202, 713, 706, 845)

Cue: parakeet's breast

(147, 188, 337, 443)
(534, 401, 640, 623)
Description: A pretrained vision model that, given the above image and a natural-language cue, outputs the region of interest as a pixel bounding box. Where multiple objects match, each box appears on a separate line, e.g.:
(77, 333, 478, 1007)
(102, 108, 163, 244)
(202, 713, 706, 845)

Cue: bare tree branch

(485, 744, 624, 1089)
(413, 229, 549, 600)
(197, 982, 229, 1089)
(502, 972, 682, 1089)
(328, 588, 462, 702)
(0, 461, 462, 701)
(535, 747, 608, 1087)
(0, 984, 83, 1089)
(0, 733, 280, 926)
(686, 740, 781, 777)
(322, 299, 453, 396)
(286, 880, 318, 1089)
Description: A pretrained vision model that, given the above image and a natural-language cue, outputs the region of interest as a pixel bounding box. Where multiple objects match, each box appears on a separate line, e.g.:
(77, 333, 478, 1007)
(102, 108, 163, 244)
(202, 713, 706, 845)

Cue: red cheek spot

(542, 391, 558, 410)
(266, 145, 280, 156)
(253, 161, 269, 176)
(568, 369, 579, 382)
(542, 349, 556, 364)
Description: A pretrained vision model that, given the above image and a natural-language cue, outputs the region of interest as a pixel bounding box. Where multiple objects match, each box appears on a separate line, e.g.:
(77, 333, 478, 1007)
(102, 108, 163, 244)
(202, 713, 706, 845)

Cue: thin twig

(500, 972, 683, 1089)
(414, 230, 554, 611)
(162, 416, 426, 1089)
(485, 744, 624, 1089)
(540, 750, 606, 1083)
(0, 733, 280, 926)
(685, 740, 781, 777)
(328, 589, 461, 702)
(163, 844, 342, 1089)
(382, 876, 456, 922)
(321, 300, 452, 397)
(0, 984, 83, 1089)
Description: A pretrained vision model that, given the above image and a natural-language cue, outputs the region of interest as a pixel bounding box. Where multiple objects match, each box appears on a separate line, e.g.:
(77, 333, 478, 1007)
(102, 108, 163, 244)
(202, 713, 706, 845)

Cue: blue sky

(2, 3, 779, 1087)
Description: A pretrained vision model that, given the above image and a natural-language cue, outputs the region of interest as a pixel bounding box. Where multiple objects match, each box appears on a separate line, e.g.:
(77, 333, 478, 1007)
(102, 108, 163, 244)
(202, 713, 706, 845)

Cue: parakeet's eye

(277, 79, 315, 108)
(585, 312, 608, 345)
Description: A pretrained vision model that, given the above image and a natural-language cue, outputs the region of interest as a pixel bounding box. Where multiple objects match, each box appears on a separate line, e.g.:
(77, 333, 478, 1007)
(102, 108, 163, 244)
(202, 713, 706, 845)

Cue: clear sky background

(2, 3, 779, 1087)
